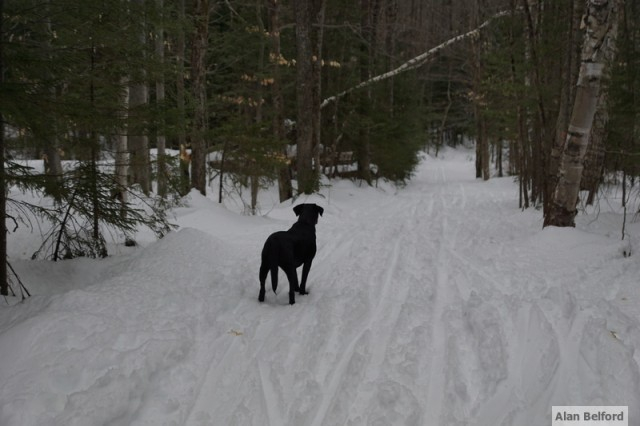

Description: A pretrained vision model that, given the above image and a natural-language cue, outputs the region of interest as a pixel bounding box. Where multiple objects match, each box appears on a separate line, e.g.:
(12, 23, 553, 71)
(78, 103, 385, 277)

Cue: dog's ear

(293, 204, 304, 216)
(316, 205, 324, 217)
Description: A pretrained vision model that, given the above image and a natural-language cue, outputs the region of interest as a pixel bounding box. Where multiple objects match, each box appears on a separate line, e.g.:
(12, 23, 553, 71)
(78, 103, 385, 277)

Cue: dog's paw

(258, 290, 266, 302)
(298, 290, 308, 295)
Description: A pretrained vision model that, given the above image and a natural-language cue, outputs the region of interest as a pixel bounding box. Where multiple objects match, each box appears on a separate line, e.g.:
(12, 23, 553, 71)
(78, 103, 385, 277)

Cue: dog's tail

(270, 264, 278, 294)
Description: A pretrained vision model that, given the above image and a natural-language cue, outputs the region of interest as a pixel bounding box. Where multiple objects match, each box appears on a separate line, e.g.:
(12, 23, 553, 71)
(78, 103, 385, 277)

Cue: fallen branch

(320, 9, 512, 109)
(6, 261, 31, 301)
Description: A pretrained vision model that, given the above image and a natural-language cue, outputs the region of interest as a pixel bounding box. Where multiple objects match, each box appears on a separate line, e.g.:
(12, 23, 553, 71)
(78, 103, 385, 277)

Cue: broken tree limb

(320, 9, 512, 109)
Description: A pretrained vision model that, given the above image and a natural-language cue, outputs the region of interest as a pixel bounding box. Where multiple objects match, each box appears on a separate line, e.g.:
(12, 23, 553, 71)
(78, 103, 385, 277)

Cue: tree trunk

(43, 4, 63, 196)
(190, 0, 210, 196)
(545, 0, 621, 227)
(439, 64, 453, 155)
(480, 121, 490, 180)
(155, 0, 167, 198)
(250, 0, 267, 214)
(267, 0, 292, 202)
(546, 0, 583, 215)
(250, 174, 259, 215)
(129, 0, 151, 195)
(129, 84, 150, 194)
(88, 46, 107, 258)
(517, 104, 530, 209)
(581, 89, 608, 204)
(293, 0, 317, 194)
(357, 0, 373, 184)
(508, 0, 529, 208)
(469, 4, 489, 181)
(311, 0, 325, 183)
(116, 79, 130, 212)
(521, 0, 549, 208)
(475, 139, 482, 178)
(0, 0, 7, 296)
(176, 0, 188, 195)
(496, 139, 503, 177)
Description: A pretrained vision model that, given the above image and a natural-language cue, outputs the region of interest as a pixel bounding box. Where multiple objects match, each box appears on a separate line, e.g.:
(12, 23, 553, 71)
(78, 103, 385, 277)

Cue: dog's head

(293, 203, 324, 225)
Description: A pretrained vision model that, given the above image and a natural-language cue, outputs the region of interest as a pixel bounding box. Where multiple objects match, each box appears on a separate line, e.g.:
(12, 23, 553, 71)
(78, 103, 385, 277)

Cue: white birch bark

(116, 79, 130, 207)
(545, 0, 621, 227)
(320, 9, 511, 109)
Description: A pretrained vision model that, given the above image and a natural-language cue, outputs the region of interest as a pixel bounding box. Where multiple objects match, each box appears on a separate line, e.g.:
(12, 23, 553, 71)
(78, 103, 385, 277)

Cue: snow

(2, 148, 640, 425)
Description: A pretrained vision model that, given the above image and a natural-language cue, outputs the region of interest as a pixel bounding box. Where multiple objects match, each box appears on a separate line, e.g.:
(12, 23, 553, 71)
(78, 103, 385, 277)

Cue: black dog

(259, 203, 324, 305)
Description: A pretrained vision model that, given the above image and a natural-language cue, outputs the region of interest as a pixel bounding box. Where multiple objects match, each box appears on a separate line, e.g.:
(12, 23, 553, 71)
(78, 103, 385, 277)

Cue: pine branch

(320, 9, 513, 109)
(53, 187, 79, 262)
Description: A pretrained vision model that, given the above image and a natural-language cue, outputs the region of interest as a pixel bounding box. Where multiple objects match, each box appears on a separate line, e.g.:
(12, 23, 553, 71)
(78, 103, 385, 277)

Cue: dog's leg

(284, 268, 299, 305)
(258, 262, 269, 302)
(298, 260, 313, 295)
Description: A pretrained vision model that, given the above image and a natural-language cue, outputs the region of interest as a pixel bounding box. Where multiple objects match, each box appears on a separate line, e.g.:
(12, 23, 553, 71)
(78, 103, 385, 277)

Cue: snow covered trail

(2, 149, 640, 426)
(176, 152, 640, 426)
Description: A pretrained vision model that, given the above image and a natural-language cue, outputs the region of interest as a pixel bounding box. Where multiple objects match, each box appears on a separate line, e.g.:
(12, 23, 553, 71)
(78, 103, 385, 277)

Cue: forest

(0, 0, 638, 296)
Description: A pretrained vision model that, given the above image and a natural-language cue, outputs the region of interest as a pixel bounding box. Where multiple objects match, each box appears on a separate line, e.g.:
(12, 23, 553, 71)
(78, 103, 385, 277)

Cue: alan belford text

(552, 406, 628, 426)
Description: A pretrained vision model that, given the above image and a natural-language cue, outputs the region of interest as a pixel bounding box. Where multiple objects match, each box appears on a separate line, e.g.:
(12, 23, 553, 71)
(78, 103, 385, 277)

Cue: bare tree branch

(320, 9, 512, 109)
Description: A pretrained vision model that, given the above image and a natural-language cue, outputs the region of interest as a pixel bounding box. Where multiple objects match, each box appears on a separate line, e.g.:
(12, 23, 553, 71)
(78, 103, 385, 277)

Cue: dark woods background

(0, 0, 638, 294)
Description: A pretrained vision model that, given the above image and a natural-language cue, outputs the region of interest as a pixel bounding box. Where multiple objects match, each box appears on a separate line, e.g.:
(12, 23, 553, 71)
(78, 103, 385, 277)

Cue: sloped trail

(179, 154, 640, 425)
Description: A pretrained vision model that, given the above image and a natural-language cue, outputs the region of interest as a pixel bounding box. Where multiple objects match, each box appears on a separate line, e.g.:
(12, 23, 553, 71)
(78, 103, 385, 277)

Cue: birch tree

(116, 80, 130, 212)
(320, 9, 512, 109)
(545, 0, 621, 227)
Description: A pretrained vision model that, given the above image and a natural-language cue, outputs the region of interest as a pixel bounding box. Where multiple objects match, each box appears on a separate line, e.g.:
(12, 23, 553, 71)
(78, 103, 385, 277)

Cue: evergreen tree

(1, 0, 177, 267)
(605, 0, 639, 184)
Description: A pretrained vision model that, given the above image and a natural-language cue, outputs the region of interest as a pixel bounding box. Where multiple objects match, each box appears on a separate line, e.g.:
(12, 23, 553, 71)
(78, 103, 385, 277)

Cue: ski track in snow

(3, 149, 640, 426)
